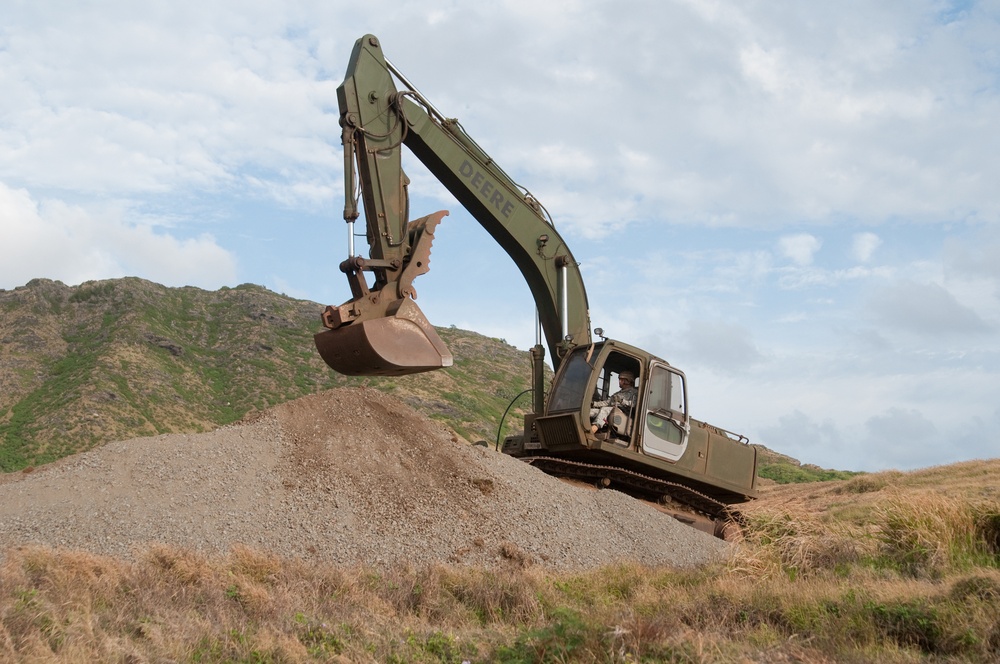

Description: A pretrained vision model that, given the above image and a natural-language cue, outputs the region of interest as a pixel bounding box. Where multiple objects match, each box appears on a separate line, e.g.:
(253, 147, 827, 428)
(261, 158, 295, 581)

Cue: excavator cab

(514, 339, 756, 508)
(525, 342, 634, 448)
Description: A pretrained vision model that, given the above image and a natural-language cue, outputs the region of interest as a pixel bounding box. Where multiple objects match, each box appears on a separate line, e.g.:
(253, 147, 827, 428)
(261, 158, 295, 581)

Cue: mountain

(1, 277, 843, 480)
(0, 278, 533, 471)
(753, 445, 861, 484)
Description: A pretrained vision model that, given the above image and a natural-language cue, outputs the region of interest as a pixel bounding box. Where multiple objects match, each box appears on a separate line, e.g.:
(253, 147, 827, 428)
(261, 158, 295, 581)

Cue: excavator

(314, 35, 758, 537)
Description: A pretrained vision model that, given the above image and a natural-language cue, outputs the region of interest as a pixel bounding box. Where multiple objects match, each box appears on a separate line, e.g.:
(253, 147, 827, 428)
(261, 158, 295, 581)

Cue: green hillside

(0, 278, 533, 471)
(1, 277, 843, 481)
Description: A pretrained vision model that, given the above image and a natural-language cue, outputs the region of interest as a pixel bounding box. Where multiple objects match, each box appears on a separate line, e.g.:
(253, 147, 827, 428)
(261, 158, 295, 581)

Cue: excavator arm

(315, 34, 591, 376)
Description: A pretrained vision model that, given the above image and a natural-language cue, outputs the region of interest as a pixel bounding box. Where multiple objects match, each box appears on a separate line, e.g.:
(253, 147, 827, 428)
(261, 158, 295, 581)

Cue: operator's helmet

(620, 370, 635, 383)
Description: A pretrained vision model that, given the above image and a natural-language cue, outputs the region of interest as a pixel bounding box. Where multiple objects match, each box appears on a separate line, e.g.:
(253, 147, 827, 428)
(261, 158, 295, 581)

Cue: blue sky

(2, 1, 998, 471)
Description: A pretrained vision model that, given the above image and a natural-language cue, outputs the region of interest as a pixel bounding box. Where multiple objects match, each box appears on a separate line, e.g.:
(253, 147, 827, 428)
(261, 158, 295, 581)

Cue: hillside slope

(0, 278, 533, 471)
(2, 277, 841, 480)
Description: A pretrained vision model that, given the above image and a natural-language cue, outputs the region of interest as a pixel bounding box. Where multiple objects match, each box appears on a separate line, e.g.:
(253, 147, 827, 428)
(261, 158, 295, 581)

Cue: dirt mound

(0, 388, 728, 569)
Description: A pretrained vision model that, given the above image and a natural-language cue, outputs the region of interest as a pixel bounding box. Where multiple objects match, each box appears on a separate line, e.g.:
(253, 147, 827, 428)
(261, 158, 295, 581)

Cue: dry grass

(2, 460, 999, 662)
(735, 459, 1000, 580)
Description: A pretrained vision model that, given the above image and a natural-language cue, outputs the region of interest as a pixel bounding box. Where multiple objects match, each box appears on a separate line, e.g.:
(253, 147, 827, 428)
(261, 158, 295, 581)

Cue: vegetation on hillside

(2, 460, 998, 662)
(1, 277, 841, 481)
(0, 278, 533, 472)
(753, 446, 864, 484)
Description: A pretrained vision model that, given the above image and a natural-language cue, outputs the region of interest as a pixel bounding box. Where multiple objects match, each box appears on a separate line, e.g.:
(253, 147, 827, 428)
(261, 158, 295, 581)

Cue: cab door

(640, 362, 690, 462)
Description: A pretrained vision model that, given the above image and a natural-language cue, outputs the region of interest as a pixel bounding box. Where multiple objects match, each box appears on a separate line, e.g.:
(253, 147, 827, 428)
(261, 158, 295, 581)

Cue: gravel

(0, 388, 729, 570)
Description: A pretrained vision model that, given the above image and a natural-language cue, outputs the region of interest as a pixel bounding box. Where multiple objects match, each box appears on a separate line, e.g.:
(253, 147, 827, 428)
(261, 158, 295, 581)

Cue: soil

(0, 388, 729, 570)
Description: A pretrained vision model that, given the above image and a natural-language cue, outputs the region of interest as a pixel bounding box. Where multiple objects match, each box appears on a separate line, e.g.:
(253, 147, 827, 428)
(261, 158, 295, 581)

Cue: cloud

(944, 231, 1000, 283)
(681, 319, 763, 373)
(350, 1, 1000, 236)
(0, 183, 236, 290)
(860, 408, 943, 470)
(0, 7, 339, 202)
(760, 406, 985, 472)
(759, 410, 845, 459)
(866, 279, 993, 336)
(4, 1, 1000, 242)
(778, 234, 822, 266)
(852, 232, 881, 263)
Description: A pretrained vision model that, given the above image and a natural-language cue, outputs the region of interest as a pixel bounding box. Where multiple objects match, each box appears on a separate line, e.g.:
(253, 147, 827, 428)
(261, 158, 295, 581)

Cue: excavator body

(502, 339, 758, 529)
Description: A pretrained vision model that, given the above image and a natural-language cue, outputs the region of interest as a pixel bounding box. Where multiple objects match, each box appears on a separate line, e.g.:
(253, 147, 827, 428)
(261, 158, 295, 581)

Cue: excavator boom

(315, 34, 590, 376)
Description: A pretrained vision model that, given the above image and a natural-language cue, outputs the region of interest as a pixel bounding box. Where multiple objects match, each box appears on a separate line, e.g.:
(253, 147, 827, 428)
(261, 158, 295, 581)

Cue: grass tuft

(875, 493, 1000, 576)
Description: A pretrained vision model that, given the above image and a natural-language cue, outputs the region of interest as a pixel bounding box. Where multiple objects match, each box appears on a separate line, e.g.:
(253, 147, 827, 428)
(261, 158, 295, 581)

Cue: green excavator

(315, 35, 758, 537)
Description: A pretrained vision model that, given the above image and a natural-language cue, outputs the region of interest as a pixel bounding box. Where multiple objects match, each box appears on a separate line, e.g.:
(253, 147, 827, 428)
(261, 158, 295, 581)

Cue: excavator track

(521, 456, 745, 532)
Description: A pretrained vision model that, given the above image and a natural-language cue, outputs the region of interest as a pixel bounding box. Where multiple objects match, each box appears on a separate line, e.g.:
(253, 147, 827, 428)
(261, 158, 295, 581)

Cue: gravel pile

(0, 388, 729, 570)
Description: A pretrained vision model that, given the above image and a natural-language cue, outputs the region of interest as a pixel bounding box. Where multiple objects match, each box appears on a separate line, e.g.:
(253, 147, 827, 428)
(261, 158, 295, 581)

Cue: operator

(590, 370, 638, 433)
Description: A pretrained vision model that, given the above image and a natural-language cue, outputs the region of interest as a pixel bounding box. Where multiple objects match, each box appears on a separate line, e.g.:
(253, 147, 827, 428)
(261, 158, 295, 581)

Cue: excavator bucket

(314, 298, 453, 376)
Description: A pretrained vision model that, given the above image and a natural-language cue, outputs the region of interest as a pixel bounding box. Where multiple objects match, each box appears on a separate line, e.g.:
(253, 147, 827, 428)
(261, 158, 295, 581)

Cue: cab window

(646, 367, 685, 415)
(642, 364, 689, 459)
(547, 349, 596, 412)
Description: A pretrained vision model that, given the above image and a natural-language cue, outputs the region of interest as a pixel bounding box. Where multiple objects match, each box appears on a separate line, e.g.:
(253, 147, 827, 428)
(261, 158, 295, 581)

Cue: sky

(2, 0, 999, 472)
